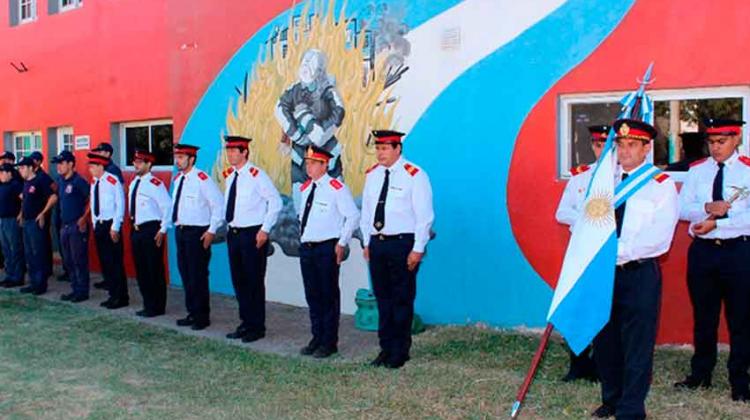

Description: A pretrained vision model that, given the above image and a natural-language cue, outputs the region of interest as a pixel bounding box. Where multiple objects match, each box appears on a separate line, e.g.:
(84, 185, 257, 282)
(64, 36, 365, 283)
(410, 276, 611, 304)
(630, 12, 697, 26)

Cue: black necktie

(615, 173, 629, 238)
(172, 175, 185, 223)
(713, 162, 726, 219)
(373, 169, 390, 231)
(130, 178, 141, 223)
(93, 179, 101, 217)
(300, 182, 317, 237)
(225, 172, 238, 223)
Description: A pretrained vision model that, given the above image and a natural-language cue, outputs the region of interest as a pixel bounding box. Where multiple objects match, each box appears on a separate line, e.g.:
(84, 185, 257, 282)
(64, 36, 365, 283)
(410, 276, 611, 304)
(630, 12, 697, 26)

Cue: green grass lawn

(0, 291, 747, 419)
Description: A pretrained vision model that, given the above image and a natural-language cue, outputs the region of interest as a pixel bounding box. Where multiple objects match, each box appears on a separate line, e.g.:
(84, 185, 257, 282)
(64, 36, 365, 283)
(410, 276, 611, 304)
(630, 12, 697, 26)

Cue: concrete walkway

(3, 267, 379, 361)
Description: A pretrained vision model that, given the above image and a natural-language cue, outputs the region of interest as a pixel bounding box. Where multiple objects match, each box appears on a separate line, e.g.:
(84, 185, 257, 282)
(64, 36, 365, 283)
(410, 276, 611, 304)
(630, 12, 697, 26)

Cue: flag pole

(510, 323, 554, 419)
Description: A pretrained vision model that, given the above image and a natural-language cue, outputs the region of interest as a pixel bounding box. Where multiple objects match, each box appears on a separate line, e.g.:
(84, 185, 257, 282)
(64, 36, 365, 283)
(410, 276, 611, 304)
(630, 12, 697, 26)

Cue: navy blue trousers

(22, 219, 51, 292)
(227, 225, 267, 333)
(60, 222, 90, 297)
(0, 217, 25, 282)
(175, 225, 211, 323)
(93, 220, 128, 302)
(594, 259, 661, 420)
(131, 221, 167, 314)
(300, 239, 341, 348)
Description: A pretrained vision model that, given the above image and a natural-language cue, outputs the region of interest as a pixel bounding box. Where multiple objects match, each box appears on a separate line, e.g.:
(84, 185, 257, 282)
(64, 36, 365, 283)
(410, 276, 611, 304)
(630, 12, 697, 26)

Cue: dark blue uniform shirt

(22, 175, 54, 220)
(58, 173, 90, 224)
(0, 179, 23, 218)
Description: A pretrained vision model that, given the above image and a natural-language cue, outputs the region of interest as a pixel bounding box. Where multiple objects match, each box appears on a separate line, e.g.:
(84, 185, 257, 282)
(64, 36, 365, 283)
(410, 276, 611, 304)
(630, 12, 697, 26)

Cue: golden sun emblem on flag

(584, 190, 614, 226)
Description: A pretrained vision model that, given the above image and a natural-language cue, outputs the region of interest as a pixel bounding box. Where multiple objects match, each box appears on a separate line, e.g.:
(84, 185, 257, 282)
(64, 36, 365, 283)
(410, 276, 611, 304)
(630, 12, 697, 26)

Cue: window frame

(57, 126, 75, 153)
(18, 0, 37, 24)
(119, 119, 174, 170)
(59, 0, 82, 13)
(12, 130, 43, 158)
(558, 85, 750, 183)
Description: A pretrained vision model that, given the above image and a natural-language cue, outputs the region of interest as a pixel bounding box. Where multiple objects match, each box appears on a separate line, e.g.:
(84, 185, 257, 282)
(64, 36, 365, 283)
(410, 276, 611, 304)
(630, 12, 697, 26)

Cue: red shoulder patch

(739, 156, 750, 167)
(689, 157, 708, 168)
(570, 164, 591, 176)
(653, 172, 670, 183)
(249, 167, 259, 177)
(300, 179, 312, 192)
(365, 163, 379, 174)
(222, 167, 235, 179)
(150, 177, 162, 186)
(197, 171, 208, 181)
(106, 175, 117, 185)
(404, 163, 419, 176)
(329, 179, 343, 190)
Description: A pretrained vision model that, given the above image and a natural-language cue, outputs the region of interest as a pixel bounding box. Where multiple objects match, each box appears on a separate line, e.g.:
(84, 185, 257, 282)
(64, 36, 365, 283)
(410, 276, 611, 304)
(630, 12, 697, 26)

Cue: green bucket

(354, 288, 425, 334)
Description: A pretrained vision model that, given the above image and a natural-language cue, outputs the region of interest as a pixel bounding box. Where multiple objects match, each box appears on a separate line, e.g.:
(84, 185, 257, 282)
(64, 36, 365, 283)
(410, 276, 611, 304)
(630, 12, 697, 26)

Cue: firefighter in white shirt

(128, 149, 172, 318)
(674, 118, 750, 403)
(171, 143, 224, 331)
(297, 146, 360, 358)
(222, 136, 282, 343)
(360, 129, 434, 369)
(591, 119, 679, 419)
(88, 152, 129, 310)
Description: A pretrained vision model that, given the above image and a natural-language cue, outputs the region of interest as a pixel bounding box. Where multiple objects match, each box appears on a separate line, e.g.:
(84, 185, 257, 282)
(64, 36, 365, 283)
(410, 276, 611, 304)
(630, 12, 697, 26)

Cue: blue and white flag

(547, 64, 654, 354)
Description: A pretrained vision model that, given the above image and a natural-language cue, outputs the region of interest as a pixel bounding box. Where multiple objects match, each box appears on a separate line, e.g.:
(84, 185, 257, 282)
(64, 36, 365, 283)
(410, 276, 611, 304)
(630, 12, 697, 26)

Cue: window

(13, 131, 42, 157)
(559, 86, 750, 181)
(19, 0, 37, 23)
(57, 126, 74, 152)
(59, 0, 82, 13)
(120, 120, 174, 168)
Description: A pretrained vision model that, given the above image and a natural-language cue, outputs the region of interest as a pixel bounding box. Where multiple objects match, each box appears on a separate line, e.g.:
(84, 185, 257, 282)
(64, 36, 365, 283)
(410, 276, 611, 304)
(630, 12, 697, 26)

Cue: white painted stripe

(390, 0, 567, 133)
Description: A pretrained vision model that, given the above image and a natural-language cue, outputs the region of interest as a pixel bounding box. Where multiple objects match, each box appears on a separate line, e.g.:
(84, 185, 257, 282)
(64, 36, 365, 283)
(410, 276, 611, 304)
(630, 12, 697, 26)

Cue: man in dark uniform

(171, 144, 224, 330)
(0, 151, 19, 272)
(592, 119, 679, 419)
(0, 163, 25, 288)
(17, 157, 58, 295)
(29, 151, 58, 282)
(297, 146, 359, 358)
(360, 130, 435, 369)
(129, 149, 171, 317)
(91, 142, 124, 290)
(88, 152, 128, 309)
(222, 136, 282, 342)
(675, 119, 750, 402)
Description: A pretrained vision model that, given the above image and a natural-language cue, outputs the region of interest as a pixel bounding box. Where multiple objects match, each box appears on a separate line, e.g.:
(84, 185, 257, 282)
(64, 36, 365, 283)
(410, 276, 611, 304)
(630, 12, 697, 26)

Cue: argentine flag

(547, 65, 655, 354)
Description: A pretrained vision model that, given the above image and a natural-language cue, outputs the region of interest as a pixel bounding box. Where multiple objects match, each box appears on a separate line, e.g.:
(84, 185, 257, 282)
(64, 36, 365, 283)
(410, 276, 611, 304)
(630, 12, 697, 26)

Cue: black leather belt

(95, 219, 113, 226)
(177, 225, 208, 231)
(301, 238, 338, 248)
(617, 258, 655, 271)
(228, 225, 261, 234)
(695, 236, 750, 247)
(371, 233, 415, 241)
(132, 220, 160, 231)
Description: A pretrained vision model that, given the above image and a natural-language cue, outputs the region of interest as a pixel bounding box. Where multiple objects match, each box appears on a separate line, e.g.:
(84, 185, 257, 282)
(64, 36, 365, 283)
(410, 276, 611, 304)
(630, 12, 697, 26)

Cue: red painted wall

(0, 0, 291, 276)
(508, 0, 750, 344)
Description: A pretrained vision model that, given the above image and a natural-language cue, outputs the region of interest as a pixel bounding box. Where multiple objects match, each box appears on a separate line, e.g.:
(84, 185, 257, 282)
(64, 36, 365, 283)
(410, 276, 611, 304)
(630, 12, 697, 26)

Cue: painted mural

(174, 0, 635, 324)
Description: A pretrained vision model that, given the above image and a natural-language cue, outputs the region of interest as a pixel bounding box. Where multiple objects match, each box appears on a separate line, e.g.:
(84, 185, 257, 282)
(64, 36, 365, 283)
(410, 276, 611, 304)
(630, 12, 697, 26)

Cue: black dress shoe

(591, 404, 615, 418)
(136, 310, 150, 317)
(313, 346, 337, 359)
(61, 293, 75, 301)
(732, 388, 750, 402)
(19, 286, 36, 294)
(384, 355, 410, 369)
(100, 299, 114, 308)
(300, 340, 319, 356)
(191, 320, 211, 331)
(674, 375, 712, 390)
(226, 327, 249, 340)
(2, 280, 23, 288)
(31, 289, 46, 296)
(57, 274, 70, 282)
(106, 300, 129, 310)
(70, 295, 89, 303)
(370, 351, 389, 367)
(241, 331, 266, 343)
(176, 316, 195, 327)
(93, 281, 108, 290)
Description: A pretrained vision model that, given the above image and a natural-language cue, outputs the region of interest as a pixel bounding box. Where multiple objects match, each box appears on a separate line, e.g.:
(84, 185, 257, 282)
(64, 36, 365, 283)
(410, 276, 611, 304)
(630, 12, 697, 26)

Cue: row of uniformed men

(555, 118, 750, 419)
(0, 130, 434, 368)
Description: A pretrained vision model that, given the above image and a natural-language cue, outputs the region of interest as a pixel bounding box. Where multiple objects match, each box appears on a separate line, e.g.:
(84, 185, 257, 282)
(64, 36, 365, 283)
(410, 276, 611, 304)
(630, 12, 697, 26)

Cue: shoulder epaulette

(404, 163, 419, 176)
(570, 164, 591, 176)
(329, 178, 343, 190)
(739, 156, 750, 167)
(197, 171, 208, 181)
(222, 167, 234, 179)
(150, 177, 162, 186)
(365, 163, 379, 174)
(689, 158, 708, 168)
(300, 179, 312, 192)
(249, 167, 259, 177)
(653, 172, 670, 183)
(106, 175, 117, 185)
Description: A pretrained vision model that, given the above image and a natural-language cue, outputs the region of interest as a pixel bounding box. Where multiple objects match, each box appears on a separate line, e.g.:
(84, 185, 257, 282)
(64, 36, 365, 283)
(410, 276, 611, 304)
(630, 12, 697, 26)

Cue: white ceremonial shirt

(128, 172, 172, 233)
(170, 167, 224, 234)
(679, 152, 750, 239)
(298, 174, 360, 245)
(360, 157, 435, 253)
(556, 163, 596, 229)
(616, 162, 680, 265)
(222, 161, 282, 232)
(90, 171, 125, 231)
